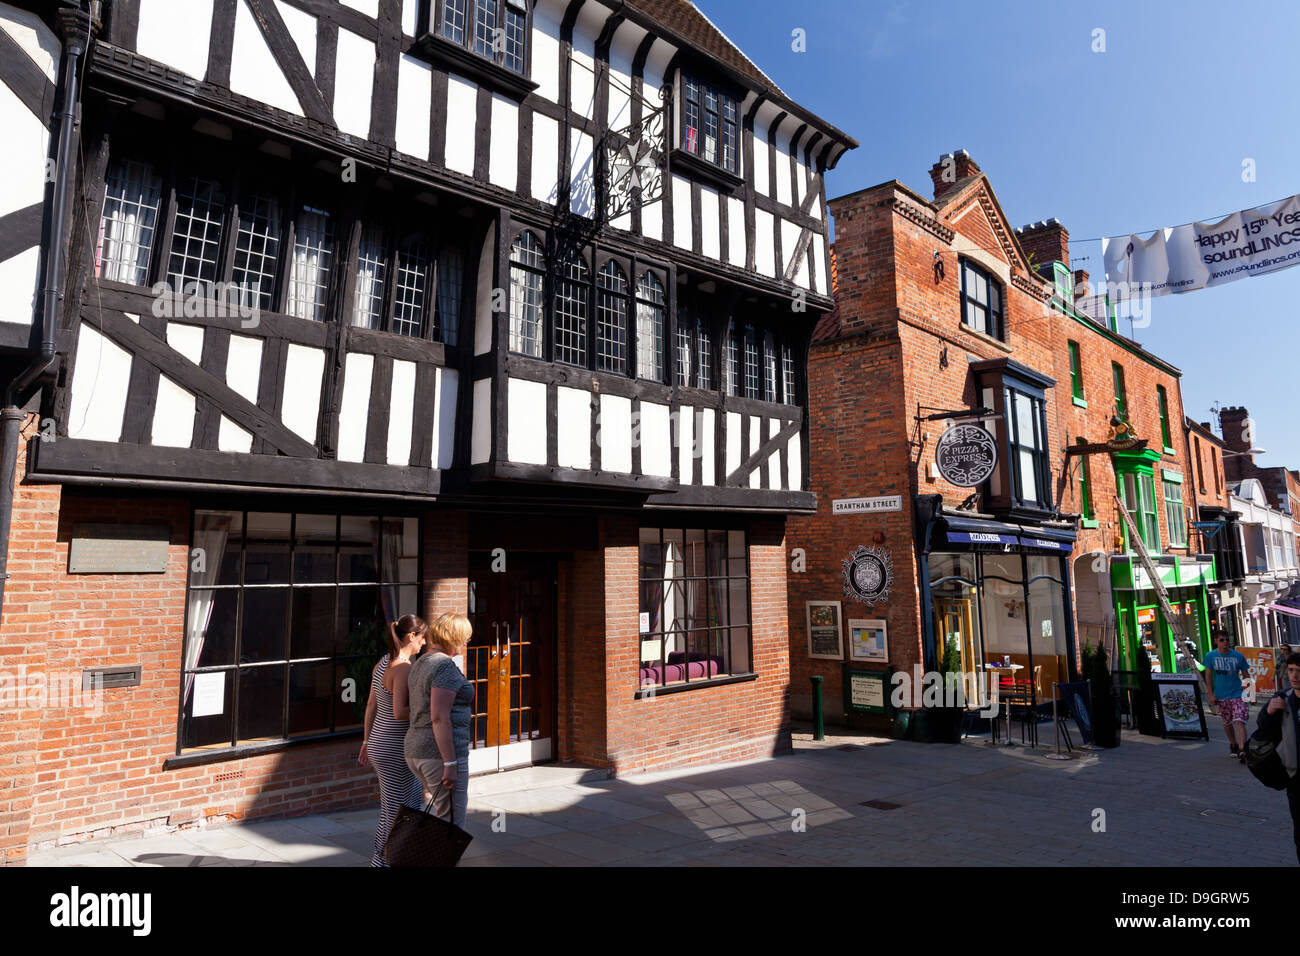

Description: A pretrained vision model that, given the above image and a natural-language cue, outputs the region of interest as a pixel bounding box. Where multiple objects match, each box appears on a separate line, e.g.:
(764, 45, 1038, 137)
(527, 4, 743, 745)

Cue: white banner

(1103, 193, 1300, 298)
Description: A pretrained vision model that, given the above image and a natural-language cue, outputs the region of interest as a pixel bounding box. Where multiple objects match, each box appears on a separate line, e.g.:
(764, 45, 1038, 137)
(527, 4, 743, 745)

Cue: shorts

(1216, 697, 1248, 725)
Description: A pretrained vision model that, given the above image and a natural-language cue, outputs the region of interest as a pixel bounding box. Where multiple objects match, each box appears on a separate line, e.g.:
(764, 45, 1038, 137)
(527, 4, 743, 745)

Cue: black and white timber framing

(0, 0, 855, 511)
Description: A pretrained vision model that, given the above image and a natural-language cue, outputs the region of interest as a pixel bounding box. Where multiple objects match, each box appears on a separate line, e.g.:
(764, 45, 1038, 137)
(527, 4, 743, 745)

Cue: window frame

(959, 257, 1004, 340)
(1004, 385, 1050, 511)
(636, 524, 756, 695)
(678, 72, 740, 176)
(1163, 473, 1187, 548)
(1156, 385, 1173, 451)
(433, 0, 531, 77)
(1067, 340, 1084, 402)
(176, 508, 423, 759)
(1112, 362, 1128, 423)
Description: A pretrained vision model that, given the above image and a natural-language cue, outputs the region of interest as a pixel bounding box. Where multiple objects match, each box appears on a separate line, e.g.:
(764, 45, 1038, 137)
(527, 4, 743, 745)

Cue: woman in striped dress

(359, 614, 427, 867)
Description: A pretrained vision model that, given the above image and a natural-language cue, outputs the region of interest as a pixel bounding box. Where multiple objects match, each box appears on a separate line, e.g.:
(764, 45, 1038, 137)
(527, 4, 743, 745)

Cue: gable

(938, 178, 1033, 274)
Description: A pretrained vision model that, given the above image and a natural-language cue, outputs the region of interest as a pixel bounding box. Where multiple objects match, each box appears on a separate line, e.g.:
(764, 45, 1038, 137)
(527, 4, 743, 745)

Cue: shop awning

(935, 512, 1077, 553)
(1266, 603, 1300, 619)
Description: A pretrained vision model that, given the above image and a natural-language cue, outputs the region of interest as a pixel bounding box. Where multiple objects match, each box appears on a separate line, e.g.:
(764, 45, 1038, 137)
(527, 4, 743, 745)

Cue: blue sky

(704, 0, 1300, 468)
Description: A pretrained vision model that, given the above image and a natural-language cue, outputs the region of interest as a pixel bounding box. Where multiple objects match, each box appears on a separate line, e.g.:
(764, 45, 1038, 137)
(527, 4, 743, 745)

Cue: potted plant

(930, 635, 966, 743)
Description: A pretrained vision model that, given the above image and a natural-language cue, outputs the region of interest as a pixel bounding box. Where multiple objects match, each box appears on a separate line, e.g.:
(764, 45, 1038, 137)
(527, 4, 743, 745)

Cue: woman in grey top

(405, 612, 475, 829)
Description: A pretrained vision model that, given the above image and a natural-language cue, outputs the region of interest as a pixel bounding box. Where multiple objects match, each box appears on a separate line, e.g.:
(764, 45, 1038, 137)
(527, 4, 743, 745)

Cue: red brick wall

(564, 514, 792, 774)
(0, 428, 474, 862)
(789, 174, 1065, 719)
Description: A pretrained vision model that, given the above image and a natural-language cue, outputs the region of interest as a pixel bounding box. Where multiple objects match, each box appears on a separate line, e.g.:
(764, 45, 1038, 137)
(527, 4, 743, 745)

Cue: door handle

(491, 621, 499, 658)
(501, 622, 510, 658)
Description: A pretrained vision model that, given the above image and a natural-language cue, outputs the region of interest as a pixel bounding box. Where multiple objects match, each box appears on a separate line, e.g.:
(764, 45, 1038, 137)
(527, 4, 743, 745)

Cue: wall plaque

(843, 545, 893, 606)
(69, 524, 170, 574)
(934, 423, 998, 487)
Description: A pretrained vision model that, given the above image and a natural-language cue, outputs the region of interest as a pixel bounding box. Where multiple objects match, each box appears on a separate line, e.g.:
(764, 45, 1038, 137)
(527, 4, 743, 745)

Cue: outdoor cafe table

(984, 664, 1024, 746)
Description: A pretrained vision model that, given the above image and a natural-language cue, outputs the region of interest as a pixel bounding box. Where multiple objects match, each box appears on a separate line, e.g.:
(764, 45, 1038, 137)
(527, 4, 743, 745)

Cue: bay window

(436, 0, 529, 75)
(681, 75, 738, 174)
(1005, 387, 1049, 510)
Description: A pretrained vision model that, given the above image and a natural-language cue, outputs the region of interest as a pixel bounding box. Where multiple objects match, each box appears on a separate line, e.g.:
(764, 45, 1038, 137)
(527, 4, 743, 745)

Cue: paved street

(27, 719, 1297, 867)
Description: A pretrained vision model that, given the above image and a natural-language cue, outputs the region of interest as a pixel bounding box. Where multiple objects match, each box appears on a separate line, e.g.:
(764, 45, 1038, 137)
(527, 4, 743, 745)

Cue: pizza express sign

(934, 423, 998, 487)
(843, 545, 893, 606)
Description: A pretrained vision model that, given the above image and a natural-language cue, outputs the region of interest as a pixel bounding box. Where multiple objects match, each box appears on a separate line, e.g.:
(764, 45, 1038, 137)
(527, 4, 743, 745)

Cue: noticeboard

(844, 665, 891, 715)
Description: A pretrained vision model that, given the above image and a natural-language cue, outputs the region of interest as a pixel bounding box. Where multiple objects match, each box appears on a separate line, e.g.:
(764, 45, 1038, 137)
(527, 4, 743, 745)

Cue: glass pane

(240, 587, 290, 662)
(167, 175, 225, 289)
(290, 586, 336, 659)
(1018, 448, 1039, 503)
(684, 528, 706, 576)
(339, 515, 379, 582)
(728, 578, 749, 628)
(392, 237, 429, 337)
(352, 227, 386, 329)
(294, 514, 336, 584)
(232, 193, 281, 312)
(288, 661, 333, 737)
(729, 627, 750, 674)
(237, 665, 286, 743)
(194, 510, 242, 587)
(338, 585, 384, 658)
(335, 659, 369, 730)
(97, 159, 163, 285)
(181, 669, 233, 750)
(190, 587, 238, 669)
(286, 206, 335, 322)
(1028, 576, 1069, 700)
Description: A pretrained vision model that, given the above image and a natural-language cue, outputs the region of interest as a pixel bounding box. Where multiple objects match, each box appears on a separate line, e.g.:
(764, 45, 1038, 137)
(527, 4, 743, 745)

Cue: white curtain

(99, 161, 161, 284)
(183, 512, 232, 705)
(352, 232, 385, 328)
(288, 210, 333, 321)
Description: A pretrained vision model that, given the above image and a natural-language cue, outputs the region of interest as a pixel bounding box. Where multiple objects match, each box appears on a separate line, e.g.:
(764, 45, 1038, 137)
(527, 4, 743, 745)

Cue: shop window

(960, 258, 1003, 339)
(181, 510, 420, 753)
(638, 526, 752, 689)
(1163, 476, 1187, 548)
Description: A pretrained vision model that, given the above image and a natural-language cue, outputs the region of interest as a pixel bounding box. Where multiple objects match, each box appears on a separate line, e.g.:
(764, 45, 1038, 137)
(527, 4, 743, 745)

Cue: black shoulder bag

(1246, 697, 1291, 792)
(385, 785, 473, 867)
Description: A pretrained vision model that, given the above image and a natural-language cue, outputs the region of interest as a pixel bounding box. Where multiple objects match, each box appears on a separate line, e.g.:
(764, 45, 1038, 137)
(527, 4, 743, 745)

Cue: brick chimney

(1016, 219, 1069, 276)
(1218, 406, 1254, 482)
(929, 149, 981, 199)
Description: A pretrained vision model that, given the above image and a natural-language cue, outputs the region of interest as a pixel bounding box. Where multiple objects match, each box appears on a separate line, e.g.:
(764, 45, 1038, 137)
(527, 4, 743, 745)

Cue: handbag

(1245, 706, 1291, 792)
(384, 786, 473, 867)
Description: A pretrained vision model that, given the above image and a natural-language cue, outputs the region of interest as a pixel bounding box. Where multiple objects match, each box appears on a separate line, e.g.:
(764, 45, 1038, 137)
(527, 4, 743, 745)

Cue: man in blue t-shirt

(1203, 630, 1251, 761)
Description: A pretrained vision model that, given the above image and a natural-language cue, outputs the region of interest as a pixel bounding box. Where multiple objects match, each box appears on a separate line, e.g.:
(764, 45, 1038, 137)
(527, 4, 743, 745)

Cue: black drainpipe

(0, 6, 90, 626)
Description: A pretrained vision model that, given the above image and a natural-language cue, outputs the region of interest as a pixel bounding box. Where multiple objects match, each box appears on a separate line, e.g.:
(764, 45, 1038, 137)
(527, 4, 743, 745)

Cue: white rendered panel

(813, 234, 827, 296)
(640, 401, 671, 478)
(782, 219, 802, 282)
(471, 378, 491, 464)
(767, 418, 781, 488)
(67, 323, 131, 442)
(556, 385, 591, 471)
(0, 5, 58, 81)
(166, 322, 204, 365)
(281, 343, 324, 444)
(700, 187, 720, 260)
(0, 80, 47, 215)
(700, 408, 716, 485)
(606, 26, 637, 131)
(755, 209, 776, 278)
(474, 221, 495, 355)
(0, 248, 39, 327)
(386, 359, 416, 466)
(531, 5, 562, 102)
(219, 333, 261, 453)
(445, 74, 477, 175)
(727, 196, 746, 268)
(569, 129, 594, 218)
(641, 189, 663, 242)
(752, 128, 769, 196)
(569, 39, 595, 122)
(433, 367, 458, 470)
(274, 0, 316, 77)
(507, 377, 547, 465)
(231, 0, 299, 115)
(399, 0, 417, 35)
(599, 394, 632, 473)
(677, 405, 694, 485)
(788, 432, 802, 491)
(337, 351, 374, 462)
(151, 376, 196, 448)
(725, 411, 741, 481)
(396, 55, 432, 159)
(773, 129, 791, 206)
(138, 0, 212, 80)
(334, 30, 375, 138)
(531, 112, 560, 204)
(489, 94, 519, 189)
(343, 0, 380, 18)
(672, 174, 692, 250)
(748, 416, 761, 489)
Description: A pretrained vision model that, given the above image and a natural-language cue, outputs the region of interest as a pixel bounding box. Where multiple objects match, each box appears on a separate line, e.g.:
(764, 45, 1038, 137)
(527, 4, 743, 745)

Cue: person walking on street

(1276, 643, 1293, 696)
(405, 612, 475, 830)
(359, 614, 428, 866)
(1256, 652, 1300, 863)
(1203, 629, 1251, 761)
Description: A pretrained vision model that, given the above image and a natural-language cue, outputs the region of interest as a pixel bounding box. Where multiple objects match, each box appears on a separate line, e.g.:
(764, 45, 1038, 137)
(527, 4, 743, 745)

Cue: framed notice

(1152, 674, 1209, 740)
(848, 619, 889, 663)
(844, 667, 891, 715)
(806, 601, 844, 660)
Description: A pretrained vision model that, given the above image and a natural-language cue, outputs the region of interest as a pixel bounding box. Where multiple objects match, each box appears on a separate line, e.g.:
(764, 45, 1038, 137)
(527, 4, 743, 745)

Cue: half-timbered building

(0, 0, 855, 857)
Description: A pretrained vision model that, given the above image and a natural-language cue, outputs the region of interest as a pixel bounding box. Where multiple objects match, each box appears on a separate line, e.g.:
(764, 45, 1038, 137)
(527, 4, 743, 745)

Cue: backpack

(1246, 697, 1291, 791)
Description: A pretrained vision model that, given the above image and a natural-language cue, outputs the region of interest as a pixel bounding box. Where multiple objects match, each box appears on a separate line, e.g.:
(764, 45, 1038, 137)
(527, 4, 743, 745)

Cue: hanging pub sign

(934, 423, 997, 487)
(843, 545, 893, 606)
